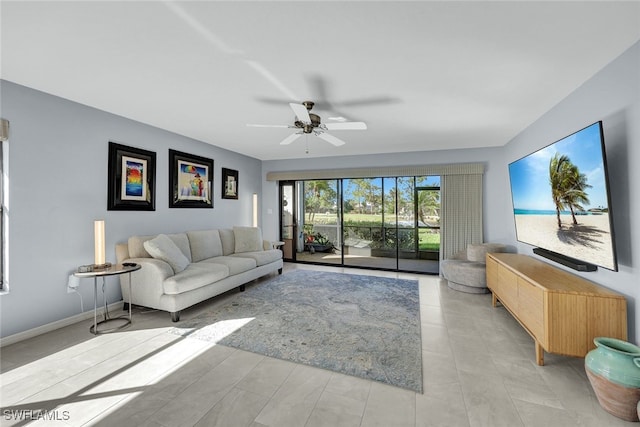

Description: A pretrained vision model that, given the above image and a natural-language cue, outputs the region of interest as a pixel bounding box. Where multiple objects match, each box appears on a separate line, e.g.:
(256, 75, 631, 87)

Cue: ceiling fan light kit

(247, 100, 367, 148)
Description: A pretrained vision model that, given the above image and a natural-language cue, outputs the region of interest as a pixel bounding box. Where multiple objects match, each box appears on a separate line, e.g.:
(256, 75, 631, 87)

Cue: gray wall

(262, 41, 640, 342)
(0, 80, 262, 338)
(503, 41, 640, 341)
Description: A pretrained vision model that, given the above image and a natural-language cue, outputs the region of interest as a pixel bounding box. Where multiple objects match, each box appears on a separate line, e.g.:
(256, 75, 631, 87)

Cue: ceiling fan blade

(280, 133, 303, 145)
(289, 103, 311, 124)
(324, 122, 367, 131)
(256, 96, 295, 105)
(316, 132, 346, 147)
(307, 74, 331, 107)
(246, 124, 291, 128)
(338, 96, 401, 107)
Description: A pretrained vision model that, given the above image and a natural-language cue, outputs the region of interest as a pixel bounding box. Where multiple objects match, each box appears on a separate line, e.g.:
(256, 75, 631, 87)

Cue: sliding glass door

(416, 177, 441, 261)
(279, 175, 440, 274)
(396, 176, 440, 271)
(297, 180, 341, 265)
(343, 178, 396, 269)
(279, 181, 296, 261)
(396, 177, 416, 271)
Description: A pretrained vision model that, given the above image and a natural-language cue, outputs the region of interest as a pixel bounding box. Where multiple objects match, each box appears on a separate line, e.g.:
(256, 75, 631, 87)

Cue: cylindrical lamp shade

(0, 119, 9, 142)
(252, 193, 258, 227)
(94, 220, 106, 266)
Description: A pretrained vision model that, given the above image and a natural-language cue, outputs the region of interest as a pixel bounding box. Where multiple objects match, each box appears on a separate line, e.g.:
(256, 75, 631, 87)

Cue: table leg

(102, 276, 109, 321)
(128, 271, 132, 323)
(535, 342, 544, 366)
(93, 277, 98, 335)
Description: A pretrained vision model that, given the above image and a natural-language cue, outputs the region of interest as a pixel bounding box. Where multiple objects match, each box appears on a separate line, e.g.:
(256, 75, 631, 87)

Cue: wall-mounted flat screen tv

(508, 121, 617, 271)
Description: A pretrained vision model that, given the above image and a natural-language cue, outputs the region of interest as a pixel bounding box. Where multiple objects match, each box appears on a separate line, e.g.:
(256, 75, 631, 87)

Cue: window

(282, 175, 441, 273)
(0, 118, 8, 291)
(1, 139, 4, 290)
(270, 163, 483, 265)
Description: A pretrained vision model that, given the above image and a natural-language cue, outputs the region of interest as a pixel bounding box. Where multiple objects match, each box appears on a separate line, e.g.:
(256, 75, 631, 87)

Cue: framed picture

(107, 142, 156, 211)
(221, 168, 239, 200)
(169, 149, 213, 208)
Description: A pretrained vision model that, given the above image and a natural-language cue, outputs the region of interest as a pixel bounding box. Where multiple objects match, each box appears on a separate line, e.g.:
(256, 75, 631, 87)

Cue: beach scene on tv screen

(509, 123, 616, 270)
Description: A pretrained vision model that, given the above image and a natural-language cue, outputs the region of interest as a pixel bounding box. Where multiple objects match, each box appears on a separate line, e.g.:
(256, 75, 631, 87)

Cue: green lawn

(306, 212, 440, 252)
(307, 212, 435, 225)
(419, 230, 440, 251)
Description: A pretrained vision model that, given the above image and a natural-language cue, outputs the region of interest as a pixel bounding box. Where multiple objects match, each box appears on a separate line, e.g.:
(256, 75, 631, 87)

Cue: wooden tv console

(486, 253, 627, 366)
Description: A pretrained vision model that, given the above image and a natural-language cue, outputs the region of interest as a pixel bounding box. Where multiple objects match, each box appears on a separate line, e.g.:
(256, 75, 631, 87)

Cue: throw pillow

(143, 234, 190, 273)
(233, 226, 263, 253)
(187, 229, 223, 262)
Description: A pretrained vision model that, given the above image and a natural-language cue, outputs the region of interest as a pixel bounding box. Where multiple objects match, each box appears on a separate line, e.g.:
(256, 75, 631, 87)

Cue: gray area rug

(169, 270, 423, 392)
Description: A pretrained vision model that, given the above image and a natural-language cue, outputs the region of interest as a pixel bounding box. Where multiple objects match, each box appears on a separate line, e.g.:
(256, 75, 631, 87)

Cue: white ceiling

(2, 1, 639, 160)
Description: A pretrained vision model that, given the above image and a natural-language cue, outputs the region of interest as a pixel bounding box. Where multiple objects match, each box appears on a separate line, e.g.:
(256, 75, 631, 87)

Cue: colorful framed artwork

(221, 168, 239, 200)
(107, 142, 156, 211)
(169, 149, 214, 208)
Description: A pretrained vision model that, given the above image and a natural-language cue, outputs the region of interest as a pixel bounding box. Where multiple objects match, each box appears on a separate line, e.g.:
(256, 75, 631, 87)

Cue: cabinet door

(486, 256, 498, 292)
(497, 267, 518, 310)
(517, 277, 545, 344)
(547, 293, 588, 356)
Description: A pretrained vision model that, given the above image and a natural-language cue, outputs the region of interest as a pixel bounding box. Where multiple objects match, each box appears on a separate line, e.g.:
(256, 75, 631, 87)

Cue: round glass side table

(74, 263, 141, 334)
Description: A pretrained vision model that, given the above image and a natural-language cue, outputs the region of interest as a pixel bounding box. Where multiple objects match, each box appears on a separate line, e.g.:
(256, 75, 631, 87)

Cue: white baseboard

(0, 301, 124, 347)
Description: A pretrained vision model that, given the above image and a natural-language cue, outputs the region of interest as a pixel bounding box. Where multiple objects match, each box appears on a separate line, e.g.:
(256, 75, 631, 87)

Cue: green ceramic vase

(585, 337, 640, 421)
(585, 337, 640, 387)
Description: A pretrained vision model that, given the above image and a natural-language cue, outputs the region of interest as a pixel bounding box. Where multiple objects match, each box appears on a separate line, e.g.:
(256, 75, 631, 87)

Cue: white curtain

(440, 173, 483, 262)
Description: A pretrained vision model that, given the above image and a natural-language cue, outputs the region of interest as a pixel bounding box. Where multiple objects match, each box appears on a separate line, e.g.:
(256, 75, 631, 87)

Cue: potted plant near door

(304, 231, 334, 253)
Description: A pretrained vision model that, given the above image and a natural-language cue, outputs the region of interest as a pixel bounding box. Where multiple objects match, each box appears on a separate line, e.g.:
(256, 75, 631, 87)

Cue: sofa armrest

(263, 240, 285, 250)
(119, 257, 175, 309)
(115, 242, 130, 264)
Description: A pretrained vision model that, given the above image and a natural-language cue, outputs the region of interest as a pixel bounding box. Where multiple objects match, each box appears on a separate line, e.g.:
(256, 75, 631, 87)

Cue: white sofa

(115, 226, 283, 321)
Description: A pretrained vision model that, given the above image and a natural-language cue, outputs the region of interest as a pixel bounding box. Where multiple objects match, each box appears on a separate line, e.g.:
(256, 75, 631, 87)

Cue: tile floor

(0, 263, 633, 426)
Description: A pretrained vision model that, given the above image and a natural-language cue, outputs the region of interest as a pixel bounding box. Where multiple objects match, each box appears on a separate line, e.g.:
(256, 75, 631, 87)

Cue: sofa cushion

(144, 234, 190, 273)
(199, 256, 257, 275)
(163, 263, 229, 295)
(187, 229, 223, 262)
(129, 233, 192, 262)
(219, 229, 235, 256)
(168, 233, 192, 262)
(232, 249, 282, 266)
(233, 226, 263, 253)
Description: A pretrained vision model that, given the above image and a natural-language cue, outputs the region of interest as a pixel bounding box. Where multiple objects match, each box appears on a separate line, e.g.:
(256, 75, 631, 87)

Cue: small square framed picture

(222, 168, 239, 200)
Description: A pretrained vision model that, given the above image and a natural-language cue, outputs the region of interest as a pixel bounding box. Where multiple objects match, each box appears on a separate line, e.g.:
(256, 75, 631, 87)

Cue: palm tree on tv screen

(549, 153, 591, 228)
(563, 164, 591, 225)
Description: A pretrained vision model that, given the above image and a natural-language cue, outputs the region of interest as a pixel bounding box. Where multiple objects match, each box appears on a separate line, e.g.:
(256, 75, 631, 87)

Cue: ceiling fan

(247, 101, 367, 147)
